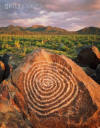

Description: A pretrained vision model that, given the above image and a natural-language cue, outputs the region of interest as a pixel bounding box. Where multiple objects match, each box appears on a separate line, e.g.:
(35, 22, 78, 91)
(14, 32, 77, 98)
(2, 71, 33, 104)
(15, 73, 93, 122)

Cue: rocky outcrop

(76, 46, 100, 84)
(6, 49, 100, 128)
(1, 54, 11, 79)
(0, 61, 5, 83)
(0, 49, 100, 128)
(0, 111, 32, 128)
(0, 54, 13, 83)
(0, 80, 32, 128)
(77, 46, 100, 69)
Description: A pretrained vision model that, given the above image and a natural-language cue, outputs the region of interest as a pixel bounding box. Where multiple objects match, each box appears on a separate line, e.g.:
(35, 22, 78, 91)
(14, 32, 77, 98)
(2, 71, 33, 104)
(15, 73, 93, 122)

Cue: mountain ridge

(0, 25, 100, 35)
(77, 26, 100, 35)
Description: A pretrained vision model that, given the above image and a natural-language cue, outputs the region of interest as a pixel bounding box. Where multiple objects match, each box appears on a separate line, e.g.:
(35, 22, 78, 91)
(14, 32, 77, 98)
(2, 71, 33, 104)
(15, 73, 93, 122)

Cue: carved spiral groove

(23, 61, 78, 117)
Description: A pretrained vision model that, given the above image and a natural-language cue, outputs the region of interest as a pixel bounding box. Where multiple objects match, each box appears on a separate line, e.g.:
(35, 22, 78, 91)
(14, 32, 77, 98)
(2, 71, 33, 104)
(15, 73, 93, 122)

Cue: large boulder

(1, 54, 11, 79)
(77, 46, 100, 69)
(7, 49, 100, 128)
(0, 61, 5, 83)
(0, 49, 100, 128)
(0, 54, 13, 82)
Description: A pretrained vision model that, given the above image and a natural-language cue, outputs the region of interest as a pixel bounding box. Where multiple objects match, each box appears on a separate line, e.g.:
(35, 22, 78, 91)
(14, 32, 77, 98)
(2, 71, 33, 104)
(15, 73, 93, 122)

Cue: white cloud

(40, 10, 46, 14)
(12, 15, 51, 26)
(66, 17, 80, 22)
(0, 0, 100, 31)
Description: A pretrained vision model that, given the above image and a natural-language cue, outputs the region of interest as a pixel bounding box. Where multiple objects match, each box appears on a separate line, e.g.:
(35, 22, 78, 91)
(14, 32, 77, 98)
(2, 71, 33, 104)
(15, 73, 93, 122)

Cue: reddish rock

(0, 61, 5, 83)
(1, 54, 11, 79)
(9, 49, 100, 128)
(0, 54, 13, 83)
(77, 46, 100, 69)
(0, 111, 32, 128)
(0, 80, 32, 128)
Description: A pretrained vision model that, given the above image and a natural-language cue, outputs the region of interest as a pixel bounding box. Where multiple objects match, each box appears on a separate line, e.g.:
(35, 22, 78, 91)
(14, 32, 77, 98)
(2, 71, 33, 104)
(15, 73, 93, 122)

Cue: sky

(0, 0, 100, 31)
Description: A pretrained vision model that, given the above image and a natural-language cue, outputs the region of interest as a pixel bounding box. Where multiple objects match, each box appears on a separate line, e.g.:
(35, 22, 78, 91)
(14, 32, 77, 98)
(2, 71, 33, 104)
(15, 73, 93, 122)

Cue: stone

(9, 49, 100, 128)
(77, 46, 100, 69)
(0, 61, 5, 83)
(82, 67, 96, 76)
(1, 54, 11, 79)
(82, 67, 97, 81)
(0, 111, 32, 128)
(96, 64, 100, 84)
(0, 80, 32, 128)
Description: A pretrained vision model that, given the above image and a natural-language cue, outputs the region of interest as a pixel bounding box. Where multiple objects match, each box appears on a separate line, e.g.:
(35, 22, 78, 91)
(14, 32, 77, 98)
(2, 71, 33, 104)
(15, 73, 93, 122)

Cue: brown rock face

(0, 80, 32, 128)
(77, 46, 100, 69)
(7, 49, 100, 128)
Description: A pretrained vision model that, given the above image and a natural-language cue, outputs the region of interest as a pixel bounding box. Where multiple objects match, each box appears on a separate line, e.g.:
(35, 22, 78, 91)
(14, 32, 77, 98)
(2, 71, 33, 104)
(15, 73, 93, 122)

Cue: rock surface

(0, 80, 32, 128)
(0, 54, 13, 83)
(0, 49, 100, 128)
(8, 49, 100, 128)
(95, 64, 100, 84)
(0, 61, 5, 83)
(1, 54, 12, 79)
(77, 45, 100, 69)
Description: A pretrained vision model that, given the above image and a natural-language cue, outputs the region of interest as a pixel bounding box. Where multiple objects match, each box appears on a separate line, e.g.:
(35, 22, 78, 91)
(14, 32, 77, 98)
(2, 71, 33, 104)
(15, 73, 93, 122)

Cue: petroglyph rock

(10, 49, 100, 128)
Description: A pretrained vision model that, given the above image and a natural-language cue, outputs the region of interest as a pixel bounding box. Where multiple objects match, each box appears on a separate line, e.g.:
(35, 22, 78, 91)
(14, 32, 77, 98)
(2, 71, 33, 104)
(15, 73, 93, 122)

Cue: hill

(26, 25, 71, 34)
(0, 25, 71, 35)
(0, 25, 100, 35)
(77, 27, 100, 35)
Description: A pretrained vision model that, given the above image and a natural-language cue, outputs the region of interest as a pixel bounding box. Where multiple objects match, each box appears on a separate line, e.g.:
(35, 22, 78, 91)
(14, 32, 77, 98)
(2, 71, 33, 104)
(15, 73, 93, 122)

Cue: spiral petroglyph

(23, 61, 79, 117)
(10, 49, 100, 127)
